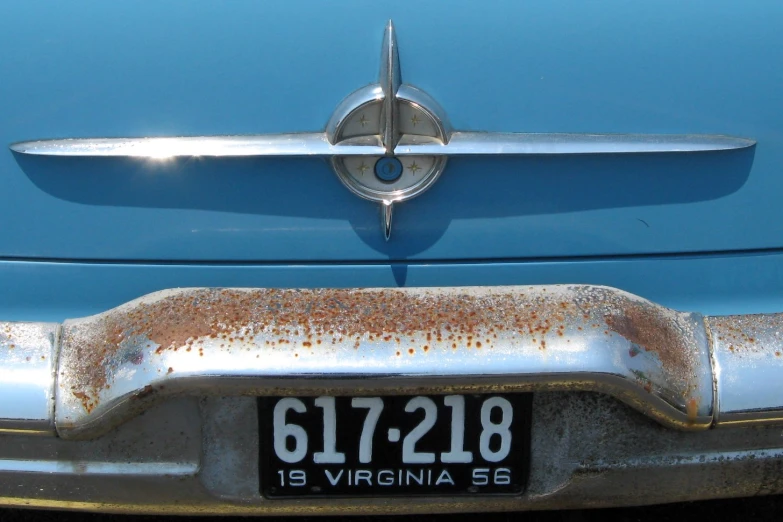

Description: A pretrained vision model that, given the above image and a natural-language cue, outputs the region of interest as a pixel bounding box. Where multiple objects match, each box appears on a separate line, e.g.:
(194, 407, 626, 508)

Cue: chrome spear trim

(381, 200, 393, 241)
(8, 21, 756, 240)
(379, 20, 401, 155)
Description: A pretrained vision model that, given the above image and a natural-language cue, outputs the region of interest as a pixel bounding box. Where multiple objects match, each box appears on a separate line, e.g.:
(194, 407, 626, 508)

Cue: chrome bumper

(2, 285, 783, 513)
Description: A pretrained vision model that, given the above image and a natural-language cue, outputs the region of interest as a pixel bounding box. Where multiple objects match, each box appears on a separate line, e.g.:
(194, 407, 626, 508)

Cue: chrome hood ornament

(10, 21, 755, 241)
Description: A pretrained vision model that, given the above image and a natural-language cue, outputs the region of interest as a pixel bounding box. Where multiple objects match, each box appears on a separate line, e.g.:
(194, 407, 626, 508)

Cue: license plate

(258, 394, 532, 497)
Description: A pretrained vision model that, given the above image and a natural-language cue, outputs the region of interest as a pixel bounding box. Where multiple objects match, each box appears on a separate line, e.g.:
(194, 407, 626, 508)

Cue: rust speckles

(709, 315, 782, 357)
(605, 301, 696, 385)
(58, 285, 707, 418)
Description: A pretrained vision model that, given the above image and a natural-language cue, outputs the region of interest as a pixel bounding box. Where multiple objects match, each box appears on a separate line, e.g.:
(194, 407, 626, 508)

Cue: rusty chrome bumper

(2, 285, 783, 513)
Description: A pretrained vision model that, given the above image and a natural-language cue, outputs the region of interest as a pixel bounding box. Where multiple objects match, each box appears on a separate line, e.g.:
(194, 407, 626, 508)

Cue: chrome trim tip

(381, 201, 393, 241)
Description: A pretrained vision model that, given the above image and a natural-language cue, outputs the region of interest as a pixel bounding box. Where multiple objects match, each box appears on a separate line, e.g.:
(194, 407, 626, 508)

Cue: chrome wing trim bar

(2, 284, 781, 440)
(7, 20, 756, 241)
(10, 132, 754, 158)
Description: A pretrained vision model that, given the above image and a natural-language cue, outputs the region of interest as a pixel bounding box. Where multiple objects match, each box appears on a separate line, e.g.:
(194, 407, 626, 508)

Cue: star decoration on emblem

(410, 114, 421, 127)
(407, 161, 421, 174)
(359, 114, 369, 127)
(357, 161, 369, 175)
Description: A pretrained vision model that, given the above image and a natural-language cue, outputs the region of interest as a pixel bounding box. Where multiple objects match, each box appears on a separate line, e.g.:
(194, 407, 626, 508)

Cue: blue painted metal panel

(3, 251, 783, 323)
(1, 1, 780, 261)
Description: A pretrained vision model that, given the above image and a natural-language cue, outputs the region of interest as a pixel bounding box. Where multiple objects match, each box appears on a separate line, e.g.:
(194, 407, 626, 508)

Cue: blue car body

(2, 1, 782, 315)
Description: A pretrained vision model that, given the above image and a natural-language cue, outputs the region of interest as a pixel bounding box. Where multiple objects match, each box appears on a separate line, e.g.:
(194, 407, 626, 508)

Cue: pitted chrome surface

(0, 322, 57, 435)
(709, 314, 783, 426)
(54, 285, 713, 438)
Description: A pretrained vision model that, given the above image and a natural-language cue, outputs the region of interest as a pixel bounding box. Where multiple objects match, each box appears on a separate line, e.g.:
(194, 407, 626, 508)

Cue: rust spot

(136, 385, 154, 400)
(71, 390, 96, 413)
(167, 367, 173, 374)
(302, 341, 312, 348)
(686, 397, 699, 424)
(408, 348, 415, 355)
(476, 341, 482, 348)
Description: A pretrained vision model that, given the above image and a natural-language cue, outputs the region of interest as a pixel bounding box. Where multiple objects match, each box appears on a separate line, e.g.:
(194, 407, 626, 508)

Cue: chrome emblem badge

(11, 21, 755, 240)
(326, 21, 450, 239)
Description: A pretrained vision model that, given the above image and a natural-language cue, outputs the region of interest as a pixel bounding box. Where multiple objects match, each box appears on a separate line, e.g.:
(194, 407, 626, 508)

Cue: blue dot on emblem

(374, 157, 404, 182)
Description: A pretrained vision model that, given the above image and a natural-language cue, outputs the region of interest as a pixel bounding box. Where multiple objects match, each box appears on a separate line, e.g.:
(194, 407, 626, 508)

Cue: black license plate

(258, 394, 532, 497)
